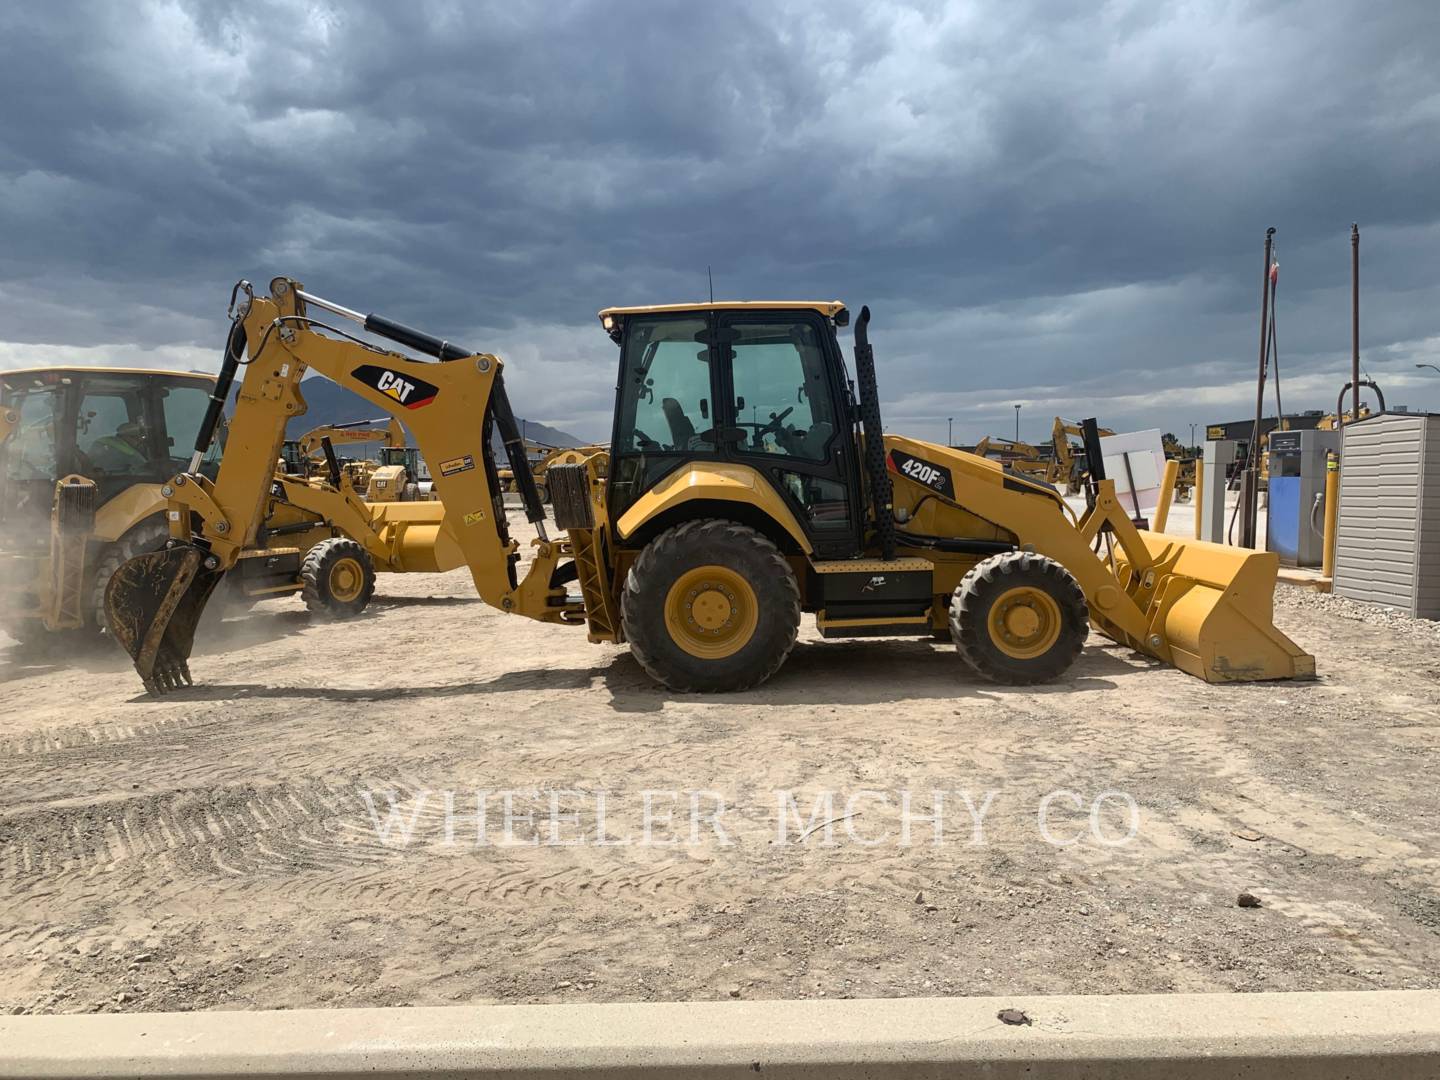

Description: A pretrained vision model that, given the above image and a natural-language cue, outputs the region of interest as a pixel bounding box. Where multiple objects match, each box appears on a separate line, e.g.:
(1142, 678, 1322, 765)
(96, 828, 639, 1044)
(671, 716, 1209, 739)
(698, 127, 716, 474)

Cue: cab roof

(1, 365, 216, 382)
(597, 300, 847, 320)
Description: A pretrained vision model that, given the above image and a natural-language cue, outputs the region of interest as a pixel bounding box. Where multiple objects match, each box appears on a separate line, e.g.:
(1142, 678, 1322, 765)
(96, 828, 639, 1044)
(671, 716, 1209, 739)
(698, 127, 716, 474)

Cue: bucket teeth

(143, 655, 193, 696)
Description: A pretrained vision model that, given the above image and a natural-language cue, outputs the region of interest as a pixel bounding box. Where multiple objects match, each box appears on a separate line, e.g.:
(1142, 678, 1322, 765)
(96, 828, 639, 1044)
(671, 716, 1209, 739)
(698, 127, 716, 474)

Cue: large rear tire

(302, 538, 376, 619)
(622, 520, 800, 692)
(951, 551, 1088, 685)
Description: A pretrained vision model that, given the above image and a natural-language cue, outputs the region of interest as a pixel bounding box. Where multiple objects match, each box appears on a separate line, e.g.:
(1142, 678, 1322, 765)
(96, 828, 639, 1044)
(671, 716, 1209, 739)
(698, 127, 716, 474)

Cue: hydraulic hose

(189, 320, 246, 473)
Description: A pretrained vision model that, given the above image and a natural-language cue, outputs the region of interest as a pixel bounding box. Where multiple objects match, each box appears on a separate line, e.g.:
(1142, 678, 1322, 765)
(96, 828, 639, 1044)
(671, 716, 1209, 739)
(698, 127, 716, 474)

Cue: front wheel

(301, 538, 376, 618)
(622, 520, 800, 692)
(950, 551, 1089, 684)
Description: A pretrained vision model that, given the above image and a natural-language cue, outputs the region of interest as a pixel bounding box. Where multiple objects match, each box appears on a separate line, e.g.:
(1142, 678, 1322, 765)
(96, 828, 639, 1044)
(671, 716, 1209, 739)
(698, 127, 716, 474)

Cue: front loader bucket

(104, 543, 225, 695)
(1108, 531, 1314, 682)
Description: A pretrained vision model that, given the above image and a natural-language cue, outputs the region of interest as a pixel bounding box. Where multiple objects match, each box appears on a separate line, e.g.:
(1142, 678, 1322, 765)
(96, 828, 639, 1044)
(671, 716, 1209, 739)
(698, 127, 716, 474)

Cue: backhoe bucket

(1108, 531, 1314, 682)
(104, 543, 225, 695)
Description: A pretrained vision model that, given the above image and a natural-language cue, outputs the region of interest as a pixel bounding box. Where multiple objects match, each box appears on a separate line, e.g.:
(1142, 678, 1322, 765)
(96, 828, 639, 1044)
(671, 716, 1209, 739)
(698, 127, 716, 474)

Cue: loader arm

(105, 278, 575, 692)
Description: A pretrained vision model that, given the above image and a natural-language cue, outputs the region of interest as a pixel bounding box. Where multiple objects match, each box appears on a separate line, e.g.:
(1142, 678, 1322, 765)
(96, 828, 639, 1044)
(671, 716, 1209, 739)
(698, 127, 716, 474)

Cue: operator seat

(800, 421, 834, 460)
(661, 398, 697, 451)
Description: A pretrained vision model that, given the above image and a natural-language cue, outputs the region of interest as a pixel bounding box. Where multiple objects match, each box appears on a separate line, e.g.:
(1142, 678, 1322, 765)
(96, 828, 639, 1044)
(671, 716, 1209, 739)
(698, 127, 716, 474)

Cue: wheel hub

(663, 566, 759, 660)
(690, 588, 734, 630)
(988, 586, 1062, 659)
(329, 557, 364, 603)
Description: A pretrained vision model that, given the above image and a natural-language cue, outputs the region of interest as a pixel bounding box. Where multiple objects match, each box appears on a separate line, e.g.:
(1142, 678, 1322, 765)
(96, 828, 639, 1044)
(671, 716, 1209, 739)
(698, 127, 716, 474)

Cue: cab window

(76, 383, 148, 476)
(4, 385, 61, 481)
(723, 319, 837, 463)
(610, 315, 717, 517)
(615, 316, 715, 454)
(157, 382, 213, 467)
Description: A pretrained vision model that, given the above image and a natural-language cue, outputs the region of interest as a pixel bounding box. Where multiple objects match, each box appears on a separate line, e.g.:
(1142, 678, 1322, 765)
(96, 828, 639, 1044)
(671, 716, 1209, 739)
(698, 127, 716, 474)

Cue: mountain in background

(281, 377, 586, 452)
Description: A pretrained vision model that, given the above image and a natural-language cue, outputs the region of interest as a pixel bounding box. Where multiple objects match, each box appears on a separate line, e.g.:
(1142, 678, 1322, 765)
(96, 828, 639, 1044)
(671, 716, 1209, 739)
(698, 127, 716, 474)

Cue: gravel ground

(0, 523, 1437, 1016)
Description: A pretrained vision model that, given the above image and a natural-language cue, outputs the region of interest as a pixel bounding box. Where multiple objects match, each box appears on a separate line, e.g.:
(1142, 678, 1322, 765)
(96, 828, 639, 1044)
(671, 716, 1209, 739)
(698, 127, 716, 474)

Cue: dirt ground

(2, 516, 1438, 1016)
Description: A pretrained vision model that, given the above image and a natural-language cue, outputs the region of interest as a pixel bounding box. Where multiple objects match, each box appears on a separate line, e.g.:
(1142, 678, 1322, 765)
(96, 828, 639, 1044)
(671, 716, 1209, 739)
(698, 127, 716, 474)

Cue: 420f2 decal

(888, 449, 954, 499)
(352, 364, 439, 409)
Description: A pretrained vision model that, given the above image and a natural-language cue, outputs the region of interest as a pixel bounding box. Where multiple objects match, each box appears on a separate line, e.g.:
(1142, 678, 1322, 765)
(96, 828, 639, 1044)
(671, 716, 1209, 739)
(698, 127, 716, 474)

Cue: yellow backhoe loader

(105, 278, 1312, 694)
(0, 365, 288, 642)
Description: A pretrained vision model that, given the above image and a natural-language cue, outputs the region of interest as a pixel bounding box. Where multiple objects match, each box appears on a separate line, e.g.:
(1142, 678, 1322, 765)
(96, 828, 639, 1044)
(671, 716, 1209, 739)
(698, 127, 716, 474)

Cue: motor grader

(106, 278, 1313, 694)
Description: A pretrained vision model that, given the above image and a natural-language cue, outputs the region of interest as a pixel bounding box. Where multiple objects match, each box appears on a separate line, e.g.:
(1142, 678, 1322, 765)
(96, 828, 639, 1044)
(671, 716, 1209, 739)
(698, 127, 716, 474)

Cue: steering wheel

(744, 406, 795, 449)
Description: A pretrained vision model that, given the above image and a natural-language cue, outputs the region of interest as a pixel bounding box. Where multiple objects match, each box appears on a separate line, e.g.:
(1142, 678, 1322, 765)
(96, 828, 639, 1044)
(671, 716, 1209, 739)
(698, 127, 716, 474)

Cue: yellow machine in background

(0, 366, 356, 640)
(971, 435, 1053, 483)
(291, 417, 405, 478)
(1052, 417, 1116, 495)
(0, 366, 247, 641)
(365, 445, 435, 501)
(106, 278, 1312, 694)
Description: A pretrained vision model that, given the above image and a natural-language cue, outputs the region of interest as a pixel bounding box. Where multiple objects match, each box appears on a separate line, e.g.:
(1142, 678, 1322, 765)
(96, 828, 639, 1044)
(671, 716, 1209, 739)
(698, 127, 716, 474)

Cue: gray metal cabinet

(1334, 412, 1440, 618)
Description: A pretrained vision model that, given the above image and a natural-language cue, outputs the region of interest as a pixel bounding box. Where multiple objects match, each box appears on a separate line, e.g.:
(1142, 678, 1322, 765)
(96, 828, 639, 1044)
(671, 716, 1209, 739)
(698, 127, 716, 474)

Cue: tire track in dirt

(0, 714, 225, 757)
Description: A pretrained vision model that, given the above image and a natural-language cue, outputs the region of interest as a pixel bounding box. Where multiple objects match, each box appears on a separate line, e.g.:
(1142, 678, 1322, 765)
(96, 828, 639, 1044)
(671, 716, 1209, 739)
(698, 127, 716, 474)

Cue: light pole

(1418, 363, 1440, 375)
(1013, 404, 1021, 442)
(1189, 423, 1197, 451)
(947, 417, 953, 446)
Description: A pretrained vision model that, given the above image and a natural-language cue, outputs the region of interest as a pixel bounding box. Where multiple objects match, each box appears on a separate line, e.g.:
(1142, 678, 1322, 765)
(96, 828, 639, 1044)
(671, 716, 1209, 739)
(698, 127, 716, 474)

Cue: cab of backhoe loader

(601, 302, 864, 561)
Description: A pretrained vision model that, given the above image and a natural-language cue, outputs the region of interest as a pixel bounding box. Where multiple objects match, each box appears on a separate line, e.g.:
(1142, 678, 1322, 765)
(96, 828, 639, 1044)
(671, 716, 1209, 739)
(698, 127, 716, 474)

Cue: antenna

(707, 265, 714, 303)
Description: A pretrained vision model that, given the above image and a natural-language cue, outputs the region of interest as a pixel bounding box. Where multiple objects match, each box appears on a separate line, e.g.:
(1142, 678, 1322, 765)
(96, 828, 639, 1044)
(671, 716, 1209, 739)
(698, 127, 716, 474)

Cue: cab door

(715, 311, 861, 558)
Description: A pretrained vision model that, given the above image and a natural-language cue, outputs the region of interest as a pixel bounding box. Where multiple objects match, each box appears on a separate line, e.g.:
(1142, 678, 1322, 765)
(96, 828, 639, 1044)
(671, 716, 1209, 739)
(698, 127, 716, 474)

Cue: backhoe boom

(105, 278, 579, 692)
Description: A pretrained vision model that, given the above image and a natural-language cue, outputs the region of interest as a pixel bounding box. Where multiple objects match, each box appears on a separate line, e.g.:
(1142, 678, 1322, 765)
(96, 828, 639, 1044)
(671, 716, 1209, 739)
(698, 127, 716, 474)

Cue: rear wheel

(951, 551, 1088, 684)
(623, 520, 800, 692)
(301, 538, 375, 618)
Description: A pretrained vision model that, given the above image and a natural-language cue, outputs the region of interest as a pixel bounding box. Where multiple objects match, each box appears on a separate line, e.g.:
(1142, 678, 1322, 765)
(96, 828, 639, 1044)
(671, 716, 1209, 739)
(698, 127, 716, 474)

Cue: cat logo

(861, 575, 887, 593)
(352, 364, 439, 409)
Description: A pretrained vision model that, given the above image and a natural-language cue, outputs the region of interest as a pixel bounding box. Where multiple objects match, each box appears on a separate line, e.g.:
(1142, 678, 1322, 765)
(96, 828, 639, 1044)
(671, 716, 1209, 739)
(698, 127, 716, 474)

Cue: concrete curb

(2, 990, 1437, 1078)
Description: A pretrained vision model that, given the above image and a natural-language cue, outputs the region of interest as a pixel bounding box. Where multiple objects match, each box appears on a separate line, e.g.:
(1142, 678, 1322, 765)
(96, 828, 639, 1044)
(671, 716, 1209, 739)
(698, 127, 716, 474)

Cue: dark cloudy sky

(3, 0, 1438, 443)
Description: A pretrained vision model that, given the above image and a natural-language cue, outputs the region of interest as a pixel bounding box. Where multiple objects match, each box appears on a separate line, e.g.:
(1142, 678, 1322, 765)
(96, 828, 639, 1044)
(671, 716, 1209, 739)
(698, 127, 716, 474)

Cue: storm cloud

(2, 0, 1438, 442)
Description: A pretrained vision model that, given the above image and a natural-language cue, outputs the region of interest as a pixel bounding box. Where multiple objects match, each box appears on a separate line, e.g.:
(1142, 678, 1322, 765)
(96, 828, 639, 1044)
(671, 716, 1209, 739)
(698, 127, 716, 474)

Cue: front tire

(622, 520, 800, 692)
(951, 551, 1088, 684)
(301, 538, 376, 618)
